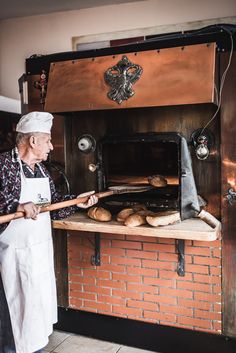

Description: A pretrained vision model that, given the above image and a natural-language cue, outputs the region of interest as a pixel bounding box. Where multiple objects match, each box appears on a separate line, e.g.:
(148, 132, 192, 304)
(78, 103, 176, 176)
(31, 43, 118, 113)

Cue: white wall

(0, 0, 235, 99)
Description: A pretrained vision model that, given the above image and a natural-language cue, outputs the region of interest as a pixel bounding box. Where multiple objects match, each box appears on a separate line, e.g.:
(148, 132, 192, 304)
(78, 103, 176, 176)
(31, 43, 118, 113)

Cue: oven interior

(97, 132, 181, 213)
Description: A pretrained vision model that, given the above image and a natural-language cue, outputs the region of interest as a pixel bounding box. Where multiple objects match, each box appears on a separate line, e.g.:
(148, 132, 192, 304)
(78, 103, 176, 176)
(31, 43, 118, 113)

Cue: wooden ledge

(52, 212, 220, 241)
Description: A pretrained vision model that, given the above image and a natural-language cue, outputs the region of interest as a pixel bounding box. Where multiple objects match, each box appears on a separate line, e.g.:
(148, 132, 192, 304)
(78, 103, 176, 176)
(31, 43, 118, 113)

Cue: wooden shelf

(52, 212, 220, 241)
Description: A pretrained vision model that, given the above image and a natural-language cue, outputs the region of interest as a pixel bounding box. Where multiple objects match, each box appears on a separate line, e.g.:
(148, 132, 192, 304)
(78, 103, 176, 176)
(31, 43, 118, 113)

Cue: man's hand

(77, 191, 98, 209)
(17, 202, 41, 220)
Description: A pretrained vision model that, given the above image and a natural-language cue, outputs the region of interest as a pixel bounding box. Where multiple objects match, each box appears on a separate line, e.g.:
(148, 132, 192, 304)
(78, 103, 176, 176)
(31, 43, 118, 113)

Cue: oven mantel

(44, 42, 216, 113)
(52, 213, 220, 242)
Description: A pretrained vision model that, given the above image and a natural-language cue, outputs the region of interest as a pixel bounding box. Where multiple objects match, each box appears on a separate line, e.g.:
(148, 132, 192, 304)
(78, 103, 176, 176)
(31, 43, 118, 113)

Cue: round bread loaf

(116, 204, 147, 223)
(124, 213, 146, 227)
(87, 206, 112, 222)
(116, 208, 134, 222)
(148, 175, 167, 187)
(146, 211, 180, 227)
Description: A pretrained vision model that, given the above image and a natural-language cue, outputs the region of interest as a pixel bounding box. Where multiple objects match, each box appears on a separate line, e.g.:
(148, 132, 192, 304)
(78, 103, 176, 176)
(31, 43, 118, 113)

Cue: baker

(0, 111, 98, 353)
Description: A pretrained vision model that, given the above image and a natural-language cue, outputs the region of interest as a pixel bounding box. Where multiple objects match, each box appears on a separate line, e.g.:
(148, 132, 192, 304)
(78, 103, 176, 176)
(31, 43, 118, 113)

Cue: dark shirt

(22, 161, 45, 178)
(0, 148, 77, 234)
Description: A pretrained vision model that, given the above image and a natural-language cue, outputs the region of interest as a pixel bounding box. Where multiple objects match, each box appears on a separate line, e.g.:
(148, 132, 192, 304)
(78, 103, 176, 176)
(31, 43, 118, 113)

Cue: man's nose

(50, 142, 54, 150)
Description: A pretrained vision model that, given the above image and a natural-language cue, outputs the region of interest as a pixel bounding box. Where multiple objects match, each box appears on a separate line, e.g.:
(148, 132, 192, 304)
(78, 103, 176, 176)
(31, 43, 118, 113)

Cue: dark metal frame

(90, 233, 101, 266)
(56, 307, 236, 353)
(176, 239, 185, 276)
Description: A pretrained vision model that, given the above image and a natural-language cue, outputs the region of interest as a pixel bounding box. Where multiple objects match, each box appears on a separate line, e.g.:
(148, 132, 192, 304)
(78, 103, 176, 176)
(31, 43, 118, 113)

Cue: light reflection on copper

(223, 159, 236, 168)
(227, 178, 236, 188)
(223, 159, 236, 187)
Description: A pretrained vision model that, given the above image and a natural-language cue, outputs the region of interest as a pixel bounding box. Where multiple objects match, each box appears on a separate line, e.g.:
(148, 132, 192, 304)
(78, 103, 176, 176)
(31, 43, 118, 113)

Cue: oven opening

(97, 133, 181, 212)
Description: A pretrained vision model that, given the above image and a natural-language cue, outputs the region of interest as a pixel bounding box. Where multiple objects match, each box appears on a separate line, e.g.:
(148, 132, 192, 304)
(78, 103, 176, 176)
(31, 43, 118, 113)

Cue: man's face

(32, 133, 53, 161)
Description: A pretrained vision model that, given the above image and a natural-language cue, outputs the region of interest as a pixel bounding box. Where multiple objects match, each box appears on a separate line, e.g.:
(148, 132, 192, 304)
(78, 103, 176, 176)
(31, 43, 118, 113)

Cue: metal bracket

(176, 239, 185, 276)
(91, 233, 101, 266)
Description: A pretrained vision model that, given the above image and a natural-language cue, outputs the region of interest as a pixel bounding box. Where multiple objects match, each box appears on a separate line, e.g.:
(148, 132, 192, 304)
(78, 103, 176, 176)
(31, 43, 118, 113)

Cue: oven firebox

(96, 132, 199, 220)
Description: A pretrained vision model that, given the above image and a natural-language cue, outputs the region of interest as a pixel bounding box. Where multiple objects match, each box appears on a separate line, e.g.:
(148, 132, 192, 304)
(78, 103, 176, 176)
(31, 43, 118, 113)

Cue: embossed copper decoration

(225, 188, 236, 205)
(34, 69, 47, 108)
(104, 55, 143, 104)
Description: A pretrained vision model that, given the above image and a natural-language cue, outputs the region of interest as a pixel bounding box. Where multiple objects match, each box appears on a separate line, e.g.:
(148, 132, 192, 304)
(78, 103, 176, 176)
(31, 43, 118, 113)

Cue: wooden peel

(0, 185, 152, 225)
(108, 174, 179, 186)
(197, 210, 221, 229)
(190, 204, 221, 229)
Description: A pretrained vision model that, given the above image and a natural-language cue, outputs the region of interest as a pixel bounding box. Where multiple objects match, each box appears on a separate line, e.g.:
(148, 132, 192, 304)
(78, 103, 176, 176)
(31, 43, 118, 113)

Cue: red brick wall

(68, 231, 222, 333)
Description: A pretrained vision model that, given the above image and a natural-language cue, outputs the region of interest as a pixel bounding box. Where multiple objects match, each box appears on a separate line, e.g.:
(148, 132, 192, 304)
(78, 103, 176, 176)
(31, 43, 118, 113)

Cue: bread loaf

(146, 211, 180, 227)
(148, 175, 167, 187)
(116, 204, 148, 223)
(124, 213, 146, 227)
(116, 208, 135, 222)
(87, 207, 112, 222)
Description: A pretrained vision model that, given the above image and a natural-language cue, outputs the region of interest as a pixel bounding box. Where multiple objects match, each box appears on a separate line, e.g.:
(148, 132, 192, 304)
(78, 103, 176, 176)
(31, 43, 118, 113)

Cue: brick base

(67, 231, 222, 333)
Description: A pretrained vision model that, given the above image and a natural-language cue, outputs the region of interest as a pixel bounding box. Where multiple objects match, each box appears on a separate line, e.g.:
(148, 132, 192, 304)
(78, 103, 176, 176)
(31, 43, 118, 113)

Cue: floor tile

(44, 330, 71, 352)
(52, 334, 121, 353)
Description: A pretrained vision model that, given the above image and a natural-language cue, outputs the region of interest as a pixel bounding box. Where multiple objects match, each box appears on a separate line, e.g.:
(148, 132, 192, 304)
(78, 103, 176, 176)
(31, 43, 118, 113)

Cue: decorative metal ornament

(225, 188, 236, 205)
(191, 128, 214, 161)
(104, 55, 143, 104)
(195, 135, 210, 160)
(34, 69, 47, 108)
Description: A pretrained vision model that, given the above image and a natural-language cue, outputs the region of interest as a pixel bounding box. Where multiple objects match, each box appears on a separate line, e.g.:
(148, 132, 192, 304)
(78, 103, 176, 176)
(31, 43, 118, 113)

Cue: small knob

(88, 163, 99, 172)
(77, 134, 96, 154)
(78, 138, 92, 151)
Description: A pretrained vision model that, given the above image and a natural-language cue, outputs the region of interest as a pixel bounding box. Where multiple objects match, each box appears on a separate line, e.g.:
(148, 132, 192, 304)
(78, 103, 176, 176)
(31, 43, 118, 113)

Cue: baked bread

(116, 208, 135, 222)
(87, 207, 112, 222)
(116, 204, 148, 223)
(124, 213, 147, 227)
(146, 211, 181, 227)
(148, 175, 167, 187)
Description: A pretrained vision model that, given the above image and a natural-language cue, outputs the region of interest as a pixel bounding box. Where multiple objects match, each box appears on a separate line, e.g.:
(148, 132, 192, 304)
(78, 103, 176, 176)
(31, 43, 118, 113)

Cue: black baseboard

(55, 307, 236, 353)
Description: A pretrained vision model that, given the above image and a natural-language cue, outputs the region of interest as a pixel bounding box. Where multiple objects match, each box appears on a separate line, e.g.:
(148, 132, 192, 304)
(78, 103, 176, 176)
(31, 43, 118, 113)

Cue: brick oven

(19, 24, 236, 352)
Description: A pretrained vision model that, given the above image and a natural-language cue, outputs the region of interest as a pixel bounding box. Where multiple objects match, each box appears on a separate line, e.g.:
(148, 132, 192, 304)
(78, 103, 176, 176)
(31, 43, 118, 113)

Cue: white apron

(0, 163, 57, 353)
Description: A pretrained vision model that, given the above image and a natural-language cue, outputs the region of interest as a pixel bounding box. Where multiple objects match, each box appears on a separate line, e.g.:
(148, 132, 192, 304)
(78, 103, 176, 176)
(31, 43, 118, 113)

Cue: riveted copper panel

(45, 43, 216, 113)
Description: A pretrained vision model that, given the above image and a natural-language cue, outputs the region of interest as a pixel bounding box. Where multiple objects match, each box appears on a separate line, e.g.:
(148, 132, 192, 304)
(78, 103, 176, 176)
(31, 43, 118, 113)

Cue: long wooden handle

(0, 190, 114, 225)
(197, 210, 221, 229)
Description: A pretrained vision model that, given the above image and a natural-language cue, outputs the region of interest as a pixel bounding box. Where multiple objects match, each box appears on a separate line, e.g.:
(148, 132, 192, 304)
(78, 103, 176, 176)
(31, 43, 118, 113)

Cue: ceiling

(0, 0, 144, 20)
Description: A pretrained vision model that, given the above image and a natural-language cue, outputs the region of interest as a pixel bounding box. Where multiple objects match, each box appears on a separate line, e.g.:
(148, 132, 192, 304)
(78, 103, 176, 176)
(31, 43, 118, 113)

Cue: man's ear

(29, 135, 36, 148)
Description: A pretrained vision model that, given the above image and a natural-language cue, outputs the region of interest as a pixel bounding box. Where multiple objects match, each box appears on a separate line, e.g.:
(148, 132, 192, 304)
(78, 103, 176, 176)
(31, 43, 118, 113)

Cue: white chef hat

(16, 111, 53, 134)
